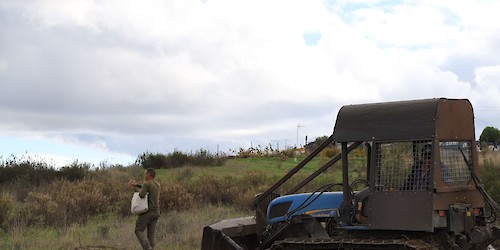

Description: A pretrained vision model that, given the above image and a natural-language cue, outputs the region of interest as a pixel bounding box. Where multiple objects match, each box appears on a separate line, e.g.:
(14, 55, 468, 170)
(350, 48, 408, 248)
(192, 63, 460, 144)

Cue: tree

(479, 126, 500, 143)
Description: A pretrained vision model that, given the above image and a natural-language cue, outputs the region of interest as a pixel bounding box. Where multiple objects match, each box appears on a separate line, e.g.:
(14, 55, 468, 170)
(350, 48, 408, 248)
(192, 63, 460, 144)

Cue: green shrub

(232, 188, 257, 210)
(159, 181, 195, 211)
(280, 148, 296, 158)
(136, 152, 168, 169)
(59, 162, 90, 181)
(190, 149, 226, 167)
(186, 171, 271, 209)
(1, 180, 37, 202)
(101, 179, 131, 217)
(136, 150, 227, 169)
(25, 179, 111, 227)
(0, 159, 91, 186)
(25, 192, 58, 226)
(54, 179, 110, 224)
(241, 170, 268, 187)
(0, 163, 58, 185)
(167, 151, 190, 168)
(190, 175, 240, 204)
(0, 194, 12, 231)
(319, 146, 340, 158)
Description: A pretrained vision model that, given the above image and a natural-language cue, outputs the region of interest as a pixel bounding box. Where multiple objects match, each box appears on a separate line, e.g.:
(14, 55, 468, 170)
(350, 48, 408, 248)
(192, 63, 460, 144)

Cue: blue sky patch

(303, 32, 322, 46)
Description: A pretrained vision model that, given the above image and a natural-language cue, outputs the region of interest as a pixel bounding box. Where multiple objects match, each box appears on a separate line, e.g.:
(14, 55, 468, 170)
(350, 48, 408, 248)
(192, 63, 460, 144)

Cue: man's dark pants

(135, 210, 160, 250)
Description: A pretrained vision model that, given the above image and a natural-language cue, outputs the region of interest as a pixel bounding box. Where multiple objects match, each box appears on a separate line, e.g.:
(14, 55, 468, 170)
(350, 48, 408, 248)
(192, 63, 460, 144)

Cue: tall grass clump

(480, 157, 500, 204)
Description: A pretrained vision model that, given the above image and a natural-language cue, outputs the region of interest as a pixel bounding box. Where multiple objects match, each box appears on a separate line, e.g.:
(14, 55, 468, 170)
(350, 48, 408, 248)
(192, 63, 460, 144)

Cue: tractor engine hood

(267, 192, 343, 224)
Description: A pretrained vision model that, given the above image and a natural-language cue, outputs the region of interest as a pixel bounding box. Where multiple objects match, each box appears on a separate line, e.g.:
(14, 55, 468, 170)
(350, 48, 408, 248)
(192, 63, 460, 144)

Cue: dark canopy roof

(331, 98, 474, 142)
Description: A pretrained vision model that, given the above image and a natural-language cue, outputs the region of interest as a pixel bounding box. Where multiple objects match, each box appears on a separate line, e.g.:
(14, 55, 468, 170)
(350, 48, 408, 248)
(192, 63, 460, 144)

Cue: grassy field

(0, 151, 498, 249)
(0, 204, 249, 250)
(162, 156, 332, 179)
(0, 153, 368, 250)
(1, 155, 335, 250)
(162, 154, 367, 191)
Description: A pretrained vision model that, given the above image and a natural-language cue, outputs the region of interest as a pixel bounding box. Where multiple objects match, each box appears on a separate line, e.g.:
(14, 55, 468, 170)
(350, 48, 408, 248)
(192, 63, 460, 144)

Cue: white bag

(131, 192, 148, 215)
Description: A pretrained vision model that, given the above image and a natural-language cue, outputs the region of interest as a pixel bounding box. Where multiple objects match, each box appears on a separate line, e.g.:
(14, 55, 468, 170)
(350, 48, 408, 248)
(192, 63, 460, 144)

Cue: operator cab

(332, 98, 482, 232)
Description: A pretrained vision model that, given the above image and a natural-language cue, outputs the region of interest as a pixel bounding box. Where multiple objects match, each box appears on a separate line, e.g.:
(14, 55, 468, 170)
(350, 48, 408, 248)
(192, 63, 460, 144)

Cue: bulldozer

(202, 98, 500, 249)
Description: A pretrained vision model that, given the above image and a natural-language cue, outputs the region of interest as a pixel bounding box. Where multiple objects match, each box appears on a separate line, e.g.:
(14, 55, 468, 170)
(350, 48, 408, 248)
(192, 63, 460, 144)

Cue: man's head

(421, 144, 432, 172)
(421, 144, 432, 160)
(144, 168, 156, 180)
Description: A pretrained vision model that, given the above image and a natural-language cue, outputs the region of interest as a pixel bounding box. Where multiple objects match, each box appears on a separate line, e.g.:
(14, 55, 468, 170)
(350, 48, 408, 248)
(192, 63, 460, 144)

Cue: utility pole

(296, 123, 305, 148)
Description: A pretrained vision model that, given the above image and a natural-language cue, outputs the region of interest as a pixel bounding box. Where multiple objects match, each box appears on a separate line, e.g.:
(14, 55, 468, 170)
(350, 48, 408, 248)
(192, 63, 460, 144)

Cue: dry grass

(0, 204, 250, 250)
(479, 150, 500, 166)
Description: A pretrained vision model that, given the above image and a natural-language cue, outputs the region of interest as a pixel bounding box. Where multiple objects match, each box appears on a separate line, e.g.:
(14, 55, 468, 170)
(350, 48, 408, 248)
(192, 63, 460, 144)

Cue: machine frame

(202, 98, 498, 250)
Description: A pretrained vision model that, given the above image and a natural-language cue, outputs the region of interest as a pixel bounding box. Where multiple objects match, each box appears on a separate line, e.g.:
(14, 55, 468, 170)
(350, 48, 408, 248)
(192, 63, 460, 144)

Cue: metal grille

(439, 141, 472, 186)
(374, 141, 432, 192)
(348, 146, 369, 188)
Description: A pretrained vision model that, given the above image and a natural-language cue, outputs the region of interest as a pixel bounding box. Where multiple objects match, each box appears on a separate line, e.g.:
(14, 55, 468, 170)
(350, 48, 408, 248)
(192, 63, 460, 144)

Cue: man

(128, 168, 161, 250)
(401, 145, 432, 191)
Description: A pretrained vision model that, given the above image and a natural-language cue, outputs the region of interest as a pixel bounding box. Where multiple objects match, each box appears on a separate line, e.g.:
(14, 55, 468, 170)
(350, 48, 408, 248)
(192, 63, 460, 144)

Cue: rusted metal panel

(368, 192, 434, 232)
(435, 99, 474, 141)
(433, 190, 484, 210)
(332, 98, 441, 142)
(332, 98, 475, 143)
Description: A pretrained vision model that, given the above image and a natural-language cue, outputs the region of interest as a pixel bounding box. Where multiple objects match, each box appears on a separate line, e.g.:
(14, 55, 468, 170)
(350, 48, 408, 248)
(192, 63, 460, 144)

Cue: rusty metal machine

(202, 98, 500, 249)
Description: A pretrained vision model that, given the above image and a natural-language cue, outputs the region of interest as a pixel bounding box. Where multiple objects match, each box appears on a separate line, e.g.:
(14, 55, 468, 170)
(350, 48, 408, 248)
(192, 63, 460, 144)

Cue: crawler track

(269, 236, 438, 250)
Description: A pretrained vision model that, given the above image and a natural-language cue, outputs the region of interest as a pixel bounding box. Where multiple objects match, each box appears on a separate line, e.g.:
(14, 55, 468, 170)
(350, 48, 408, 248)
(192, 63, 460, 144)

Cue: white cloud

(474, 65, 500, 100)
(349, 5, 460, 48)
(1, 0, 500, 162)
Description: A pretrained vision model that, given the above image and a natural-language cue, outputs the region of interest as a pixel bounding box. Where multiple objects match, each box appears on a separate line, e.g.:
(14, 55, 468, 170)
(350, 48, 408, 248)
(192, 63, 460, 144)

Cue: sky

(1, 0, 500, 167)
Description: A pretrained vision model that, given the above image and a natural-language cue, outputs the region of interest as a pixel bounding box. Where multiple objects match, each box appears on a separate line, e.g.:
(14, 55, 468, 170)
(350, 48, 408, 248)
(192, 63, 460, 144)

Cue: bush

(233, 188, 257, 210)
(187, 171, 270, 209)
(0, 159, 91, 186)
(0, 194, 12, 231)
(190, 149, 226, 167)
(101, 179, 132, 217)
(59, 162, 90, 181)
(0, 163, 58, 186)
(25, 192, 58, 226)
(190, 175, 240, 204)
(159, 181, 195, 211)
(136, 152, 168, 169)
(136, 150, 227, 169)
(241, 170, 268, 187)
(25, 179, 111, 227)
(166, 151, 190, 168)
(280, 148, 296, 158)
(319, 146, 340, 158)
